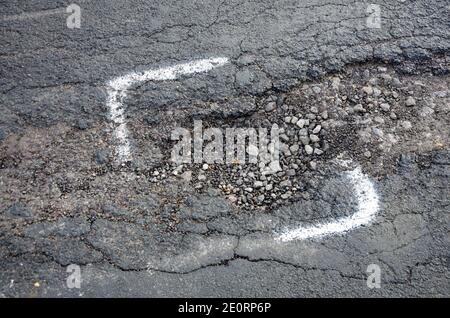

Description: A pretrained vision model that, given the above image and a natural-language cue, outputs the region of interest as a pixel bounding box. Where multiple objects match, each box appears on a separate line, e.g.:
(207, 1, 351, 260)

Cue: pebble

(265, 102, 277, 112)
(373, 87, 382, 97)
(405, 96, 416, 107)
(380, 103, 391, 112)
(312, 125, 322, 134)
(374, 116, 385, 124)
(299, 136, 310, 145)
(296, 119, 307, 128)
(305, 145, 314, 155)
(401, 121, 412, 130)
(354, 104, 366, 113)
(298, 128, 308, 136)
(312, 86, 321, 94)
(289, 144, 299, 153)
(280, 180, 292, 187)
(181, 170, 192, 182)
(254, 181, 264, 188)
(362, 86, 373, 95)
(286, 169, 296, 176)
(372, 127, 384, 138)
(309, 134, 320, 143)
(314, 148, 323, 155)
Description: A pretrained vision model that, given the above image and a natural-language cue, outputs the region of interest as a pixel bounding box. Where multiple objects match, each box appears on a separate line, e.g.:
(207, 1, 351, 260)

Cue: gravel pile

(144, 59, 448, 210)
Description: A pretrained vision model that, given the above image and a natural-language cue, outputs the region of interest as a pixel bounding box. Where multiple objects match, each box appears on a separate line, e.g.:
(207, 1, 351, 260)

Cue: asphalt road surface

(0, 0, 449, 297)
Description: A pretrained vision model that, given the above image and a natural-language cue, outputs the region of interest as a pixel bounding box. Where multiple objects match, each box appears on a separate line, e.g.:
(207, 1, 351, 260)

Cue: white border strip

(106, 57, 229, 163)
(276, 164, 380, 241)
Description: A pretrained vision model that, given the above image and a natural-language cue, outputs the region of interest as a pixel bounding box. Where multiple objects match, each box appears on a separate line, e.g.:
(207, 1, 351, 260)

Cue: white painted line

(1, 8, 65, 21)
(275, 162, 380, 241)
(106, 57, 229, 163)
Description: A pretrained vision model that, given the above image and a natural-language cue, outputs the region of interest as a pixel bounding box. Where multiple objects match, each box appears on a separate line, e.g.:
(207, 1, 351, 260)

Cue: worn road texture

(1, 0, 449, 297)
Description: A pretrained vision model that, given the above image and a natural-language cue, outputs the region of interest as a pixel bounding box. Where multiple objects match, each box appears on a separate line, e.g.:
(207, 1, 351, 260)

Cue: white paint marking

(276, 162, 379, 241)
(106, 57, 229, 163)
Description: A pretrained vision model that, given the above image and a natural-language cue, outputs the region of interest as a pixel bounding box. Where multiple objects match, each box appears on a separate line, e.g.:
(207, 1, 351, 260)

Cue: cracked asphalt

(1, 0, 449, 297)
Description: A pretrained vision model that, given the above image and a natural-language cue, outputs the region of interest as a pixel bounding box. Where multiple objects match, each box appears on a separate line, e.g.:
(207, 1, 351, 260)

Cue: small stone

(392, 78, 402, 87)
(202, 163, 209, 170)
(257, 195, 265, 203)
(380, 103, 391, 112)
(299, 137, 310, 147)
(265, 102, 277, 112)
(181, 170, 192, 182)
(362, 86, 373, 96)
(280, 193, 291, 199)
(354, 104, 366, 113)
(284, 116, 292, 123)
(296, 119, 307, 128)
(299, 128, 308, 136)
(305, 145, 314, 155)
(289, 144, 299, 153)
(401, 121, 412, 130)
(312, 125, 322, 134)
(373, 116, 385, 124)
(309, 161, 317, 170)
(244, 187, 253, 193)
(254, 181, 264, 188)
(405, 96, 416, 107)
(312, 86, 321, 94)
(280, 134, 289, 142)
(310, 106, 319, 114)
(364, 151, 372, 158)
(198, 174, 206, 181)
(309, 134, 320, 143)
(373, 87, 382, 97)
(280, 180, 292, 187)
(263, 161, 282, 175)
(291, 116, 299, 124)
(419, 106, 434, 117)
(372, 127, 384, 138)
(314, 148, 323, 155)
(286, 169, 296, 176)
(265, 184, 273, 191)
